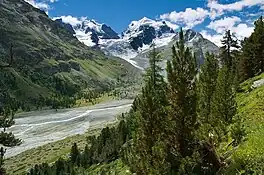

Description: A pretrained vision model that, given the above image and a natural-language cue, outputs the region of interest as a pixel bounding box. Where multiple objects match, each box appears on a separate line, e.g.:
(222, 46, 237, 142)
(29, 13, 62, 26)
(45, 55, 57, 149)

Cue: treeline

(27, 16, 263, 175)
(28, 119, 130, 175)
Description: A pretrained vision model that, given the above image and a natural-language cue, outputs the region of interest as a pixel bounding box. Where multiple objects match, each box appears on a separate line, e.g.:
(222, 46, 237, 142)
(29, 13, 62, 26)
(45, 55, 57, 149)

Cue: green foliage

(238, 16, 264, 81)
(220, 30, 239, 70)
(197, 52, 218, 125)
(166, 28, 197, 159)
(70, 143, 80, 164)
(28, 119, 130, 174)
(210, 66, 237, 143)
(127, 45, 169, 174)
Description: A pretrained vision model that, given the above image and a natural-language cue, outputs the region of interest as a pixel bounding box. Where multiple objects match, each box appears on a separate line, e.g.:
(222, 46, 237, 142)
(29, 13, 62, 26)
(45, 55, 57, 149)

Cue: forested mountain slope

(0, 0, 139, 111)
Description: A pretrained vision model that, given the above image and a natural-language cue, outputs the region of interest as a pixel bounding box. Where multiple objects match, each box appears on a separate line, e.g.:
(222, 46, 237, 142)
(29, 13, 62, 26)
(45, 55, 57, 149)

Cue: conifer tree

(239, 16, 264, 81)
(166, 28, 198, 170)
(197, 52, 218, 124)
(220, 30, 239, 70)
(252, 16, 264, 74)
(70, 143, 80, 164)
(131, 44, 169, 174)
(211, 66, 236, 144)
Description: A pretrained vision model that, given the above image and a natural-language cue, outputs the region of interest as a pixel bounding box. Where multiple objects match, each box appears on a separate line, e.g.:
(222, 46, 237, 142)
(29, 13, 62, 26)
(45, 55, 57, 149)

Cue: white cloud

(207, 16, 241, 33)
(203, 16, 254, 47)
(160, 8, 209, 28)
(232, 23, 254, 39)
(201, 30, 223, 46)
(53, 15, 82, 26)
(24, 0, 58, 12)
(208, 0, 264, 15)
(25, 0, 49, 10)
(164, 21, 179, 30)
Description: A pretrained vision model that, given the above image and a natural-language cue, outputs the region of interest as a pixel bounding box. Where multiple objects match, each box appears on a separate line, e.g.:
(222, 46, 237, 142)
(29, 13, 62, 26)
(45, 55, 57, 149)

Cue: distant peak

(139, 17, 154, 23)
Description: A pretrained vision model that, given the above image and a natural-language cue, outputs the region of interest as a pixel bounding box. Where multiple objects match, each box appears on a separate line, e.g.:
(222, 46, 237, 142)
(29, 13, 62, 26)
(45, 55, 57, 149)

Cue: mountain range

(56, 17, 220, 69)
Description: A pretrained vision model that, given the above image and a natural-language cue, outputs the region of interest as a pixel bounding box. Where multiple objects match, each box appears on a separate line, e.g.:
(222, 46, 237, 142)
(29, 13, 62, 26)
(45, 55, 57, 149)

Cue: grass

(85, 159, 132, 175)
(226, 73, 264, 174)
(75, 93, 117, 107)
(4, 121, 118, 175)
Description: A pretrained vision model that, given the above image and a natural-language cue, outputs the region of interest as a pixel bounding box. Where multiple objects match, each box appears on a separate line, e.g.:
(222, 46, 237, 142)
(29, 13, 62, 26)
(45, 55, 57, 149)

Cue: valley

(6, 99, 132, 158)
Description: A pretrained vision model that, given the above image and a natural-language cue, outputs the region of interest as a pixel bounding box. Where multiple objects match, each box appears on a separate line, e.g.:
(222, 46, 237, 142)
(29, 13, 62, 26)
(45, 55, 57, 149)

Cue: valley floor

(4, 99, 132, 175)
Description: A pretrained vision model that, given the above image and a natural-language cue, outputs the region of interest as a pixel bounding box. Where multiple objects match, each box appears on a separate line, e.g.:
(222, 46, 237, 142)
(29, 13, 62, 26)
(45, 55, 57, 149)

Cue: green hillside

(0, 0, 140, 110)
(227, 73, 264, 174)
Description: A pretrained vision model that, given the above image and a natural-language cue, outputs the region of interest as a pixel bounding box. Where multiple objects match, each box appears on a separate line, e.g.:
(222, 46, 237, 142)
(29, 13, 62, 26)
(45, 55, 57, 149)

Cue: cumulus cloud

(53, 15, 82, 26)
(24, 0, 58, 12)
(232, 23, 254, 39)
(201, 30, 223, 47)
(25, 0, 49, 10)
(160, 8, 209, 28)
(203, 16, 254, 46)
(207, 0, 264, 15)
(207, 16, 242, 33)
(160, 0, 263, 29)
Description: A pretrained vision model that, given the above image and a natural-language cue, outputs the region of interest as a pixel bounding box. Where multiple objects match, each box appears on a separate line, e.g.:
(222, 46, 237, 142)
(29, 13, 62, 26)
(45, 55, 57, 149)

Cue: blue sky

(47, 0, 204, 33)
(25, 0, 264, 46)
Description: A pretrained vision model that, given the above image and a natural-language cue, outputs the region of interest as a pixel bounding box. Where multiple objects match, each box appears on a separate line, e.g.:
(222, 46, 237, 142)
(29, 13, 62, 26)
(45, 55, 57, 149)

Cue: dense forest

(22, 16, 264, 175)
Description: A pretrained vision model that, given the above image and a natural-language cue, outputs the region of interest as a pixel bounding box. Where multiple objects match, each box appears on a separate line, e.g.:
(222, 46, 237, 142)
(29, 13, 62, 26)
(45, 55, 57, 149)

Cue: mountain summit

(56, 17, 219, 70)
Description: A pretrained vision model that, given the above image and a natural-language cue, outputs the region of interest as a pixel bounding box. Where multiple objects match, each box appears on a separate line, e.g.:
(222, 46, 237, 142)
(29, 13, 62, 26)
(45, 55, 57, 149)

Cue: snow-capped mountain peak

(124, 17, 175, 38)
(55, 17, 219, 70)
(54, 17, 119, 46)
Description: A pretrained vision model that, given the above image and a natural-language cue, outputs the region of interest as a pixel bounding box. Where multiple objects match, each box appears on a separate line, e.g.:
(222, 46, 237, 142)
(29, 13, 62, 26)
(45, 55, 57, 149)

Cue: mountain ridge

(56, 16, 219, 69)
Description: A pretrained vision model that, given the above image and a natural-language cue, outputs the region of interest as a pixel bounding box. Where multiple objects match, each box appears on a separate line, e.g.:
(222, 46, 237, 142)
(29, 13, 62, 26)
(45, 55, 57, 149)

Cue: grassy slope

(227, 73, 264, 173)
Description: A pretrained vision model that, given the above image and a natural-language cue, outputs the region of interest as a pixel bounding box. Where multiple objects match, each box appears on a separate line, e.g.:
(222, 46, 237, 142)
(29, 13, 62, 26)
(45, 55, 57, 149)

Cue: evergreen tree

(211, 66, 237, 143)
(70, 143, 80, 164)
(197, 52, 218, 124)
(166, 28, 198, 171)
(239, 16, 264, 81)
(0, 147, 6, 175)
(130, 44, 169, 174)
(220, 30, 239, 70)
(238, 37, 254, 81)
(252, 16, 264, 74)
(0, 45, 22, 174)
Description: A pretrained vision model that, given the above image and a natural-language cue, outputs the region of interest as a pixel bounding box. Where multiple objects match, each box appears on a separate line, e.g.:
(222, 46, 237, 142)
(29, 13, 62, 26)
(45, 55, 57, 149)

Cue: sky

(25, 0, 264, 46)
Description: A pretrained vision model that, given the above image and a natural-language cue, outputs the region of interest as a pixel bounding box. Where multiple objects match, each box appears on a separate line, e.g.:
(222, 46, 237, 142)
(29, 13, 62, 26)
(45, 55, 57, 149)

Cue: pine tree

(252, 16, 264, 74)
(211, 66, 237, 144)
(0, 147, 6, 175)
(197, 52, 218, 124)
(0, 48, 22, 174)
(220, 30, 239, 70)
(166, 28, 198, 170)
(131, 44, 169, 174)
(238, 37, 254, 81)
(70, 143, 80, 164)
(239, 16, 264, 80)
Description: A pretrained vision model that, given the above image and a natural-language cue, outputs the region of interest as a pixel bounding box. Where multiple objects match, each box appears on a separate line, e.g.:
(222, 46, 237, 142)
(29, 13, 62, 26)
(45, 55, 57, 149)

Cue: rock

(55, 19, 76, 35)
(101, 24, 120, 39)
(252, 78, 264, 88)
